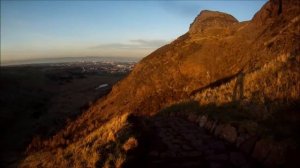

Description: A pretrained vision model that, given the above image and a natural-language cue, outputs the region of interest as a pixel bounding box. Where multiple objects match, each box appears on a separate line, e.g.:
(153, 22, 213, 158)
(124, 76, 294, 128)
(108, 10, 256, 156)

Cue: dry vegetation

(163, 52, 300, 142)
(194, 53, 299, 107)
(20, 113, 137, 168)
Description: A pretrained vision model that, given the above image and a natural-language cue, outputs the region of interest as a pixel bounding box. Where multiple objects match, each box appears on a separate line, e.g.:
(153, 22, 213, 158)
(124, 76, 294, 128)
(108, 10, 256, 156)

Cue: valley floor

(0, 65, 127, 167)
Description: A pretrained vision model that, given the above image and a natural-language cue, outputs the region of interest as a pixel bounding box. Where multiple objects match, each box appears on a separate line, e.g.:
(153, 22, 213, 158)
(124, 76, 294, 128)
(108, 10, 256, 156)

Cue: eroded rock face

(252, 0, 300, 25)
(189, 10, 238, 35)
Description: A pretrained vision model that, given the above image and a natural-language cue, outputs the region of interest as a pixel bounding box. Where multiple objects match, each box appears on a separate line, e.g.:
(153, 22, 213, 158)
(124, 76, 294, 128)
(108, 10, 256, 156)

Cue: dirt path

(141, 116, 259, 168)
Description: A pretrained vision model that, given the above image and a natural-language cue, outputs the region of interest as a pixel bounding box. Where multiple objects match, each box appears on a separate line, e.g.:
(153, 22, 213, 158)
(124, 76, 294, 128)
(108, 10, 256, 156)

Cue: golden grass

(194, 53, 299, 108)
(189, 53, 300, 140)
(20, 113, 130, 168)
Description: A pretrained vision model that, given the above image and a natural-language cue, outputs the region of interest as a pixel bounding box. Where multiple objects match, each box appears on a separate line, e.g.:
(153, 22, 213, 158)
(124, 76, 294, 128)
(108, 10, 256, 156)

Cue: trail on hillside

(128, 116, 260, 168)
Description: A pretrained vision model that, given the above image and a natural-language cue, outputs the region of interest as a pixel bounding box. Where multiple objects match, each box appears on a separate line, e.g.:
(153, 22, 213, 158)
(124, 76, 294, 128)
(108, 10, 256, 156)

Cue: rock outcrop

(189, 10, 238, 35)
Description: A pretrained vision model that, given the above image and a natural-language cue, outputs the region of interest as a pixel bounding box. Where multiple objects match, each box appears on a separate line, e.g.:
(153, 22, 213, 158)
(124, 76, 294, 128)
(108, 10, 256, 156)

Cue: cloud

(90, 39, 169, 50)
(130, 39, 168, 47)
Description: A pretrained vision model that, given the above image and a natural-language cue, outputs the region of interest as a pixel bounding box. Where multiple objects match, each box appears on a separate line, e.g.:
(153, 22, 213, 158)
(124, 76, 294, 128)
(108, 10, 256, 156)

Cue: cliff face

(23, 0, 299, 167)
(189, 10, 238, 35)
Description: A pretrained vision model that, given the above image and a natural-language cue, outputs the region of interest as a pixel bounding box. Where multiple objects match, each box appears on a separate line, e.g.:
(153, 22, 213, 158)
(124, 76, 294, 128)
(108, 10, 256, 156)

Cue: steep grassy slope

(21, 113, 134, 168)
(21, 0, 299, 167)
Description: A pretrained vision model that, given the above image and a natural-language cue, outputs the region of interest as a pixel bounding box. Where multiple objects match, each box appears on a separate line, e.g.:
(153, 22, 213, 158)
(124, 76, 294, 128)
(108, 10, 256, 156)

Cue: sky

(0, 0, 267, 64)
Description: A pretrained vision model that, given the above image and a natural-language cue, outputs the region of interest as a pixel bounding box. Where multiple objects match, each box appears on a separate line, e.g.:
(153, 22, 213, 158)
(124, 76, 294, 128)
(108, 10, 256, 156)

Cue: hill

(20, 0, 300, 167)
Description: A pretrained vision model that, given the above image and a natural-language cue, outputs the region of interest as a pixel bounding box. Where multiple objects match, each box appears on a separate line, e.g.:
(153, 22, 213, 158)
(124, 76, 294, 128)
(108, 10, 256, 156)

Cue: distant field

(0, 64, 128, 166)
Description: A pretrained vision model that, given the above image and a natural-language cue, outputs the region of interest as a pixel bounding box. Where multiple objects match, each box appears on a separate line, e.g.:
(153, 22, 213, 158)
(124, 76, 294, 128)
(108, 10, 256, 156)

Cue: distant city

(1, 56, 141, 66)
(52, 61, 137, 74)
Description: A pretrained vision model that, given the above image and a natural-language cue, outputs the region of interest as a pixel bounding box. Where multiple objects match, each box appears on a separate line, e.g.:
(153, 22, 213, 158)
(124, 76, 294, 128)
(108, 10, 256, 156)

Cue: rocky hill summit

(189, 10, 238, 35)
(21, 0, 299, 167)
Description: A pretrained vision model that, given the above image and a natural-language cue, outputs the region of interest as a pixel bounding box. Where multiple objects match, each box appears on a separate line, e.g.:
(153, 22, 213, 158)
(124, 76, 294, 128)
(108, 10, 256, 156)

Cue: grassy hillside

(20, 0, 300, 167)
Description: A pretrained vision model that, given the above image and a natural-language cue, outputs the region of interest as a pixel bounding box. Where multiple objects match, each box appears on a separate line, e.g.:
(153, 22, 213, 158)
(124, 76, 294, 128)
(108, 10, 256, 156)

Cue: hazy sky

(1, 0, 267, 63)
